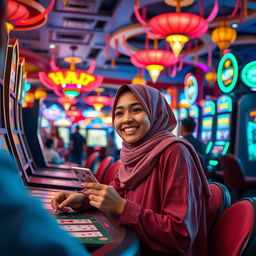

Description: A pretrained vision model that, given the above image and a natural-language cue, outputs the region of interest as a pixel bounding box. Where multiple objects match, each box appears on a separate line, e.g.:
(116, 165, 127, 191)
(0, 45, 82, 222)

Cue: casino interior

(2, 0, 256, 255)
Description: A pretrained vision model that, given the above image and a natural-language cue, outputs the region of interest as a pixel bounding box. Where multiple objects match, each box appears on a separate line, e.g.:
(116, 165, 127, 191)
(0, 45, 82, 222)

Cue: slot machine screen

(201, 116, 213, 142)
(79, 128, 86, 139)
(246, 111, 256, 161)
(211, 143, 225, 159)
(216, 114, 231, 141)
(114, 131, 123, 150)
(13, 134, 27, 166)
(58, 127, 70, 147)
(0, 135, 9, 151)
(0, 30, 7, 79)
(10, 47, 17, 92)
(9, 97, 16, 129)
(86, 129, 107, 147)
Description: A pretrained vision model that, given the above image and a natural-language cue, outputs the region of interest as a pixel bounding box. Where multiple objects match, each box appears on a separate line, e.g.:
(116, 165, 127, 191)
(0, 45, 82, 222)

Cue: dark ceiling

(9, 0, 256, 108)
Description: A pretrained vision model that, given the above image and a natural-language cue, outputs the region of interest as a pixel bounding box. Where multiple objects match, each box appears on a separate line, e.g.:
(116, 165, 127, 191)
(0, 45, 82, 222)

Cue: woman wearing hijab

(51, 84, 211, 255)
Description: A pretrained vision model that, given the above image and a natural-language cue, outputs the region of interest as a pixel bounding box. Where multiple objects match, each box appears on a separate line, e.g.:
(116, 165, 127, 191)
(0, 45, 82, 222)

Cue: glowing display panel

(86, 129, 107, 147)
(216, 114, 231, 141)
(9, 96, 16, 129)
(0, 135, 9, 151)
(201, 116, 213, 143)
(13, 134, 27, 166)
(114, 130, 123, 150)
(246, 110, 256, 161)
(58, 127, 70, 147)
(211, 141, 226, 159)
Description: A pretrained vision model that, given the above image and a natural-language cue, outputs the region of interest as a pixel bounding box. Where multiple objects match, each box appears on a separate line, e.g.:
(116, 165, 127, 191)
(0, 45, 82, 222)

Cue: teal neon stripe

(206, 141, 213, 154)
(209, 160, 219, 166)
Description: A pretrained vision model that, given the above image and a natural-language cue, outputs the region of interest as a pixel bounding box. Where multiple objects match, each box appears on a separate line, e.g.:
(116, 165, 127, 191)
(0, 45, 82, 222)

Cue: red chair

(95, 156, 113, 183)
(102, 160, 121, 185)
(208, 198, 256, 256)
(84, 152, 99, 172)
(207, 182, 231, 236)
(220, 153, 256, 200)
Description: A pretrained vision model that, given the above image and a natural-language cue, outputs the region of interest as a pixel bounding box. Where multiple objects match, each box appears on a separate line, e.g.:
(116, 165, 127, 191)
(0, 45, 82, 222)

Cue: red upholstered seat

(95, 156, 113, 183)
(208, 198, 256, 256)
(102, 160, 121, 185)
(207, 182, 231, 236)
(84, 152, 99, 171)
(220, 153, 256, 190)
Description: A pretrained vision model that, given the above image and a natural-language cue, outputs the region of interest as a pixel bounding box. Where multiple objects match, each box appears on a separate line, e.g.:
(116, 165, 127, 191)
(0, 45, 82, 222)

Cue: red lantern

(57, 96, 77, 110)
(130, 49, 178, 83)
(83, 95, 111, 111)
(6, 0, 55, 31)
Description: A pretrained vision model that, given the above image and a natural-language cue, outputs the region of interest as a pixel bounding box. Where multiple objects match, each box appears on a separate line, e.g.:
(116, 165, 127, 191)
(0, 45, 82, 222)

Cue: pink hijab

(112, 84, 210, 196)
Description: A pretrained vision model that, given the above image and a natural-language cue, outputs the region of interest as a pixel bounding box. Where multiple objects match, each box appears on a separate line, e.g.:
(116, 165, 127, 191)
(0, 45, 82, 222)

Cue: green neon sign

(184, 73, 198, 104)
(241, 61, 256, 88)
(217, 53, 239, 93)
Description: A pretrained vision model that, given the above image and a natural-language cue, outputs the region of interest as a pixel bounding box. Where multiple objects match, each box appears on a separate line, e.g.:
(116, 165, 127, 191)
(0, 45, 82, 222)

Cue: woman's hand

(51, 191, 85, 213)
(81, 183, 126, 215)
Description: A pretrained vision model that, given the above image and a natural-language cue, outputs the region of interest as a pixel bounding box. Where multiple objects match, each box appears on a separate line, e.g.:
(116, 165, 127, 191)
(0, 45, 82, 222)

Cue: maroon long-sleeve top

(95, 142, 209, 255)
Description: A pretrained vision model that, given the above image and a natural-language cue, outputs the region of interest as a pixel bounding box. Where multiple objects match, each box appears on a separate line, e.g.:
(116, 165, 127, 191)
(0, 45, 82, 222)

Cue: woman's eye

(115, 111, 123, 117)
(133, 108, 142, 113)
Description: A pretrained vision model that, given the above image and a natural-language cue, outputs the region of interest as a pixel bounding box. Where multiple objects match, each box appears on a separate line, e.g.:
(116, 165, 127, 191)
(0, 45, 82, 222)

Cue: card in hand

(72, 167, 99, 184)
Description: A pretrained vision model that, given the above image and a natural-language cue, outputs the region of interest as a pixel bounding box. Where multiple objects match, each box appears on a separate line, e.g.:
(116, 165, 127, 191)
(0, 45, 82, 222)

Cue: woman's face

(114, 91, 150, 144)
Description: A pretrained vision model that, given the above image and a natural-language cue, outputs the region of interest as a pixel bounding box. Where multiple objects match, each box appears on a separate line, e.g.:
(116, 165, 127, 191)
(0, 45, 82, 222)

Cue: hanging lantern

(24, 92, 34, 107)
(39, 46, 103, 97)
(130, 49, 178, 83)
(57, 96, 77, 110)
(83, 95, 111, 112)
(34, 87, 47, 99)
(132, 73, 146, 84)
(211, 21, 237, 51)
(134, 6, 212, 58)
(6, 0, 55, 32)
(205, 71, 217, 85)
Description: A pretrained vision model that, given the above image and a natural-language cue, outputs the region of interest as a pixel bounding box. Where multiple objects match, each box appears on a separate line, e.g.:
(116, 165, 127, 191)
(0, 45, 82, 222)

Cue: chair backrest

(84, 152, 99, 172)
(102, 160, 121, 185)
(95, 156, 113, 183)
(220, 153, 245, 189)
(207, 182, 231, 236)
(208, 198, 256, 256)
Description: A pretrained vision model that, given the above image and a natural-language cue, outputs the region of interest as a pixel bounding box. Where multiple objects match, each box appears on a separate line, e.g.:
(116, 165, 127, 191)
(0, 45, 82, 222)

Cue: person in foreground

(0, 150, 89, 256)
(51, 84, 211, 255)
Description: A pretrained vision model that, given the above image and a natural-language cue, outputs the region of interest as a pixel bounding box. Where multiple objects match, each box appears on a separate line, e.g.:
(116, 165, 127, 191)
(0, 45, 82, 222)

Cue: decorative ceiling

(9, 0, 256, 108)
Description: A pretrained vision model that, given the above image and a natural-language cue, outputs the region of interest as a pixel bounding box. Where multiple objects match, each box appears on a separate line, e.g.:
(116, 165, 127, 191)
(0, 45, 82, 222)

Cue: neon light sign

(184, 73, 198, 104)
(241, 61, 256, 89)
(217, 53, 239, 93)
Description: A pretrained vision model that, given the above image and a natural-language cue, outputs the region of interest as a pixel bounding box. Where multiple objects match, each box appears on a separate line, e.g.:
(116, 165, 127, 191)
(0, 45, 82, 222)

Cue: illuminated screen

(193, 118, 199, 138)
(10, 49, 17, 92)
(0, 135, 8, 150)
(86, 129, 107, 147)
(246, 111, 256, 161)
(211, 144, 225, 159)
(58, 127, 70, 147)
(13, 134, 27, 166)
(79, 128, 86, 138)
(216, 114, 231, 140)
(201, 116, 213, 143)
(9, 96, 16, 129)
(114, 131, 123, 150)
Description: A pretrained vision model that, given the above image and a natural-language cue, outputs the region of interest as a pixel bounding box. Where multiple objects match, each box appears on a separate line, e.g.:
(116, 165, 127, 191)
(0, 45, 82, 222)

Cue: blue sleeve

(0, 150, 90, 256)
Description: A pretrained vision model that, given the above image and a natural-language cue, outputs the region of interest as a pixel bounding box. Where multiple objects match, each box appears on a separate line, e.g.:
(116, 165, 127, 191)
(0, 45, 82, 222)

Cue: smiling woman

(113, 89, 150, 144)
(51, 83, 212, 256)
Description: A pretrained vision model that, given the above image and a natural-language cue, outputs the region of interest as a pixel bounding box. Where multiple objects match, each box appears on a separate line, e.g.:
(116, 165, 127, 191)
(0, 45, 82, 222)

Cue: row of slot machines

(177, 92, 256, 176)
(0, 30, 139, 254)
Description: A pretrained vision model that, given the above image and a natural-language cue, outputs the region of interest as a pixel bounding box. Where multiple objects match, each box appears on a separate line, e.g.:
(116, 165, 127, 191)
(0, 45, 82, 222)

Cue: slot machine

(200, 99, 216, 155)
(207, 95, 235, 170)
